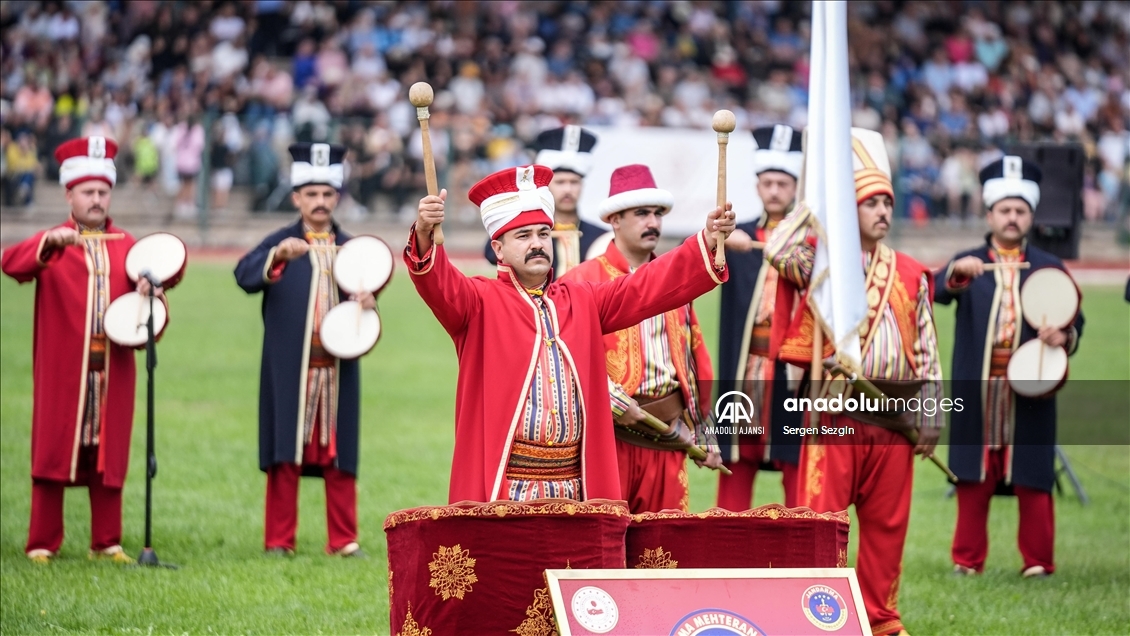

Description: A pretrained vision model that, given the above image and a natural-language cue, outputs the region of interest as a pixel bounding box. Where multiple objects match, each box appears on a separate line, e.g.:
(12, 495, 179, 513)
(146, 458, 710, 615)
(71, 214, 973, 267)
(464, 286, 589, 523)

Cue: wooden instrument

(712, 110, 736, 268)
(823, 361, 959, 484)
(409, 82, 443, 246)
(639, 412, 732, 476)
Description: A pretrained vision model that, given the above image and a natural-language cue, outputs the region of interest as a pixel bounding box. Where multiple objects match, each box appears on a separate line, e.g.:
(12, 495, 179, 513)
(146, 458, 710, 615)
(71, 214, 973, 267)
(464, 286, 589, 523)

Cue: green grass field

(1, 261, 1127, 635)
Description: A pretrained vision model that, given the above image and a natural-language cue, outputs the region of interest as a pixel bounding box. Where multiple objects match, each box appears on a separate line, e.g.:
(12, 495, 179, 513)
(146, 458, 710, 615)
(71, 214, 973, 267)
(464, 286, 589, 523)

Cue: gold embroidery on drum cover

(427, 544, 478, 601)
(512, 587, 557, 636)
(635, 546, 678, 569)
(397, 603, 432, 636)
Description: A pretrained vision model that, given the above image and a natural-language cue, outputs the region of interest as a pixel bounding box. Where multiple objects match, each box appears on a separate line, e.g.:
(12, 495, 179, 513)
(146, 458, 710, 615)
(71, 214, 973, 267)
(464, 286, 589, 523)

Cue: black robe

(234, 219, 362, 476)
(483, 218, 608, 278)
(934, 238, 1084, 492)
(717, 219, 801, 467)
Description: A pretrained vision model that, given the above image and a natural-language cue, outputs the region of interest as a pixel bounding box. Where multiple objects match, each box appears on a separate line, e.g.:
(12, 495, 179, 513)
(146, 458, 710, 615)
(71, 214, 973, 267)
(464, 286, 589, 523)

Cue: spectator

(209, 2, 246, 43)
(132, 122, 160, 189)
(170, 111, 205, 218)
(292, 38, 317, 89)
(5, 131, 40, 206)
(292, 85, 331, 143)
(209, 120, 234, 212)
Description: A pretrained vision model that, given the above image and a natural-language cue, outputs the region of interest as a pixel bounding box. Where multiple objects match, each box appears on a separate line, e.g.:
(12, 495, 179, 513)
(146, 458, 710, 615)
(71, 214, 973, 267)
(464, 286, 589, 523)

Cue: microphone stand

(138, 280, 176, 569)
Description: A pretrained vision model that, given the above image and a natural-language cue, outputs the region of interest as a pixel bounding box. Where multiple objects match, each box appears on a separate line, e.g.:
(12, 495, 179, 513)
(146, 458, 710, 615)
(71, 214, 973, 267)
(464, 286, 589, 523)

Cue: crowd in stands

(1, 1, 1127, 225)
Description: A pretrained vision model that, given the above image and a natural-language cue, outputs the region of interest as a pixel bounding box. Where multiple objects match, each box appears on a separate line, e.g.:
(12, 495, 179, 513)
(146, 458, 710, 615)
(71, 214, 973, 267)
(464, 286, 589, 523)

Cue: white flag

(804, 1, 867, 372)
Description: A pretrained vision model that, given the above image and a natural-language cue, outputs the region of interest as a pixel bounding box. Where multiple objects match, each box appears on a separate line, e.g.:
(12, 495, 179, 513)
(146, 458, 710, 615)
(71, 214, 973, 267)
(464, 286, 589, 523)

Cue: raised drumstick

(712, 110, 736, 268)
(409, 82, 444, 246)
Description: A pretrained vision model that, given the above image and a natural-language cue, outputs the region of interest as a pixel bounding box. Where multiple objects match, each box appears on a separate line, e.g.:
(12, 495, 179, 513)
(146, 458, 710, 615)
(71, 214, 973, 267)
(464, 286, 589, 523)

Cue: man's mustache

(312, 207, 331, 215)
(874, 216, 890, 228)
(641, 229, 660, 239)
(88, 206, 104, 214)
(1005, 223, 1020, 231)
(525, 249, 550, 262)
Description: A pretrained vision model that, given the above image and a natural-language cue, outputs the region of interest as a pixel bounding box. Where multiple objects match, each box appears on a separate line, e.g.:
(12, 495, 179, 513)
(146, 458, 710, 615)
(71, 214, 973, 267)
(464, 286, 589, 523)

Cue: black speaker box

(1005, 143, 1084, 260)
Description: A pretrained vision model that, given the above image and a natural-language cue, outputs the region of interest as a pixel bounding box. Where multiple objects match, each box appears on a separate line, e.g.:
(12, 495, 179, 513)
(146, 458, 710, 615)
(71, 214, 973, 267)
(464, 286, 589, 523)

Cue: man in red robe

(405, 165, 734, 503)
(765, 129, 944, 636)
(564, 164, 722, 513)
(2, 137, 160, 564)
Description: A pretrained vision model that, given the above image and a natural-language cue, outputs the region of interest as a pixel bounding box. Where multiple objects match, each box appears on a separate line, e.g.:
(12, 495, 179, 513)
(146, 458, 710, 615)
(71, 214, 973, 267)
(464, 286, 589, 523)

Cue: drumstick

(983, 262, 1030, 270)
(308, 244, 340, 251)
(712, 110, 736, 268)
(356, 274, 363, 336)
(1037, 315, 1046, 380)
(409, 82, 443, 246)
(78, 233, 125, 241)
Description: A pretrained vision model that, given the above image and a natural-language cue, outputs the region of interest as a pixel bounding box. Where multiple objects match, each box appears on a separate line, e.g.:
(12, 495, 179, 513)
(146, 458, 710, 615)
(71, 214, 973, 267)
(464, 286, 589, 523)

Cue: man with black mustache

(716, 125, 805, 510)
(235, 143, 375, 558)
(407, 164, 735, 504)
(563, 164, 723, 514)
(3, 137, 163, 564)
(935, 156, 1083, 579)
(766, 128, 944, 636)
(482, 126, 606, 276)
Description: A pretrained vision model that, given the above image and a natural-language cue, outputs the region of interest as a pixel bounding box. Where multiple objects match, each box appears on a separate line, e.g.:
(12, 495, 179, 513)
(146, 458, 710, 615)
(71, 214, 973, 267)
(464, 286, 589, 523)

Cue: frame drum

(1020, 267, 1079, 330)
(319, 302, 381, 359)
(1007, 339, 1068, 398)
(125, 232, 187, 289)
(334, 236, 394, 295)
(104, 292, 168, 347)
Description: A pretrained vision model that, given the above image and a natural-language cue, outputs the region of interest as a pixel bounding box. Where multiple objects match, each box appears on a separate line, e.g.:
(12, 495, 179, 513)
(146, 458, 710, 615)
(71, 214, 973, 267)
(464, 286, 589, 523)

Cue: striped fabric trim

(303, 233, 339, 449)
(80, 236, 111, 447)
(507, 293, 583, 502)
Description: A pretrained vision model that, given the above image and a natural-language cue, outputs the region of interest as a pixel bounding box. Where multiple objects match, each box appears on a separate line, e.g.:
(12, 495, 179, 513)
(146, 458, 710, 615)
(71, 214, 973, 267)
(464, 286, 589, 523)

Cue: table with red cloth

(626, 504, 849, 570)
(385, 498, 632, 636)
(386, 501, 850, 634)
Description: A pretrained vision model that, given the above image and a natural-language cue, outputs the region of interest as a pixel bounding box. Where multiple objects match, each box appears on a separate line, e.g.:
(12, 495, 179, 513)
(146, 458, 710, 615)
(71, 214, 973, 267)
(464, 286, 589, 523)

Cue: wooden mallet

(712, 110, 736, 268)
(409, 82, 444, 246)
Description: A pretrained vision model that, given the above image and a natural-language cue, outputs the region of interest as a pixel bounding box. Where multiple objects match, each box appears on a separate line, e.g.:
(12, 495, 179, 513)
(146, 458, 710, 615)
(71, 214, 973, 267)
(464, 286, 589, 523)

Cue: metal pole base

(137, 547, 178, 569)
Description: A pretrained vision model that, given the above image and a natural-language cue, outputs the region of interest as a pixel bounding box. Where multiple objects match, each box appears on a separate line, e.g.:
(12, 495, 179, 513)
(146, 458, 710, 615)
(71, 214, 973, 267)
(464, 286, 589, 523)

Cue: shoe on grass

(952, 564, 978, 576)
(1021, 565, 1050, 578)
(265, 547, 295, 557)
(27, 549, 54, 564)
(88, 545, 135, 564)
(332, 542, 366, 558)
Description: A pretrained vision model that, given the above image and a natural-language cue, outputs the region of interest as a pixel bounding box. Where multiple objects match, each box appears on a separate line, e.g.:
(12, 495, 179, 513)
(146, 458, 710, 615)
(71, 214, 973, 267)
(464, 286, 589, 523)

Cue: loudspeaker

(1005, 143, 1084, 260)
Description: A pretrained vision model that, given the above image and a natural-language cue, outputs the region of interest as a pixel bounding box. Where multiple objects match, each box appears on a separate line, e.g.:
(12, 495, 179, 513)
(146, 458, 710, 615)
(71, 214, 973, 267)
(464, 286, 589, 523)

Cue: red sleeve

(403, 224, 482, 337)
(593, 230, 727, 334)
(1, 231, 59, 283)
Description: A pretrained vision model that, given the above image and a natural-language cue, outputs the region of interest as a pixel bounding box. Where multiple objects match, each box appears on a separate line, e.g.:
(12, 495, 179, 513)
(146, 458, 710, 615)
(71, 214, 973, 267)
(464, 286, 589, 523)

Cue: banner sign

(546, 568, 869, 636)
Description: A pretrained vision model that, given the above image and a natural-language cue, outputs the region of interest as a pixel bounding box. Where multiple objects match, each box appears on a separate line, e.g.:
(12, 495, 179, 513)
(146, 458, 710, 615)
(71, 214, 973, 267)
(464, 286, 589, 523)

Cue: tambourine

(104, 291, 168, 347)
(1007, 339, 1068, 398)
(1020, 267, 1079, 331)
(317, 236, 394, 360)
(125, 232, 187, 289)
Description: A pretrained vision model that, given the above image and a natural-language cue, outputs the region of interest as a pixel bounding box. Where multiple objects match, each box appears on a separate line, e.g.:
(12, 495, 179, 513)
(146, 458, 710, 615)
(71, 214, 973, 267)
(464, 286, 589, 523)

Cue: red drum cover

(625, 504, 850, 570)
(385, 499, 630, 636)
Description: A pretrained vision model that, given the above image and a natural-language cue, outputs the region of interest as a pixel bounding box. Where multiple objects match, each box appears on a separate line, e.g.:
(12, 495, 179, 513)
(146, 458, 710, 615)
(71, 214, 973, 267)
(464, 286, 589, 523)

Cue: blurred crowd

(1, 0, 1127, 224)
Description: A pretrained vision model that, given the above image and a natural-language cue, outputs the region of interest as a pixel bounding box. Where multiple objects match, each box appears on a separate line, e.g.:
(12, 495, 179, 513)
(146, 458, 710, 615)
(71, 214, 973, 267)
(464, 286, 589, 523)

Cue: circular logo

(571, 586, 619, 633)
(801, 585, 848, 631)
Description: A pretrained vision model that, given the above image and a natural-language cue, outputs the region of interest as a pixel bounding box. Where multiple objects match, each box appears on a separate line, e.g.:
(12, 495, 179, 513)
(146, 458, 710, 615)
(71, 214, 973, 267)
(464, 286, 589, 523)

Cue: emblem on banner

(669, 609, 766, 636)
(801, 585, 848, 631)
(571, 586, 619, 633)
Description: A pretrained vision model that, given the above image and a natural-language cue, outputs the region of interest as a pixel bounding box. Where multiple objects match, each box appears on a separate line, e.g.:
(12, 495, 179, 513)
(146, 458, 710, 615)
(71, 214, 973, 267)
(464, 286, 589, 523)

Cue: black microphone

(138, 269, 163, 290)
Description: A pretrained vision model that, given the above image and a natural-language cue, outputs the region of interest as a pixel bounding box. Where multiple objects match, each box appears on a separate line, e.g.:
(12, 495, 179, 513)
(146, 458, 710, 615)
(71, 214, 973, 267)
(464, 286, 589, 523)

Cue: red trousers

(616, 439, 688, 514)
(952, 449, 1055, 573)
(265, 427, 357, 553)
(798, 417, 913, 636)
(26, 446, 122, 554)
(716, 435, 799, 510)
